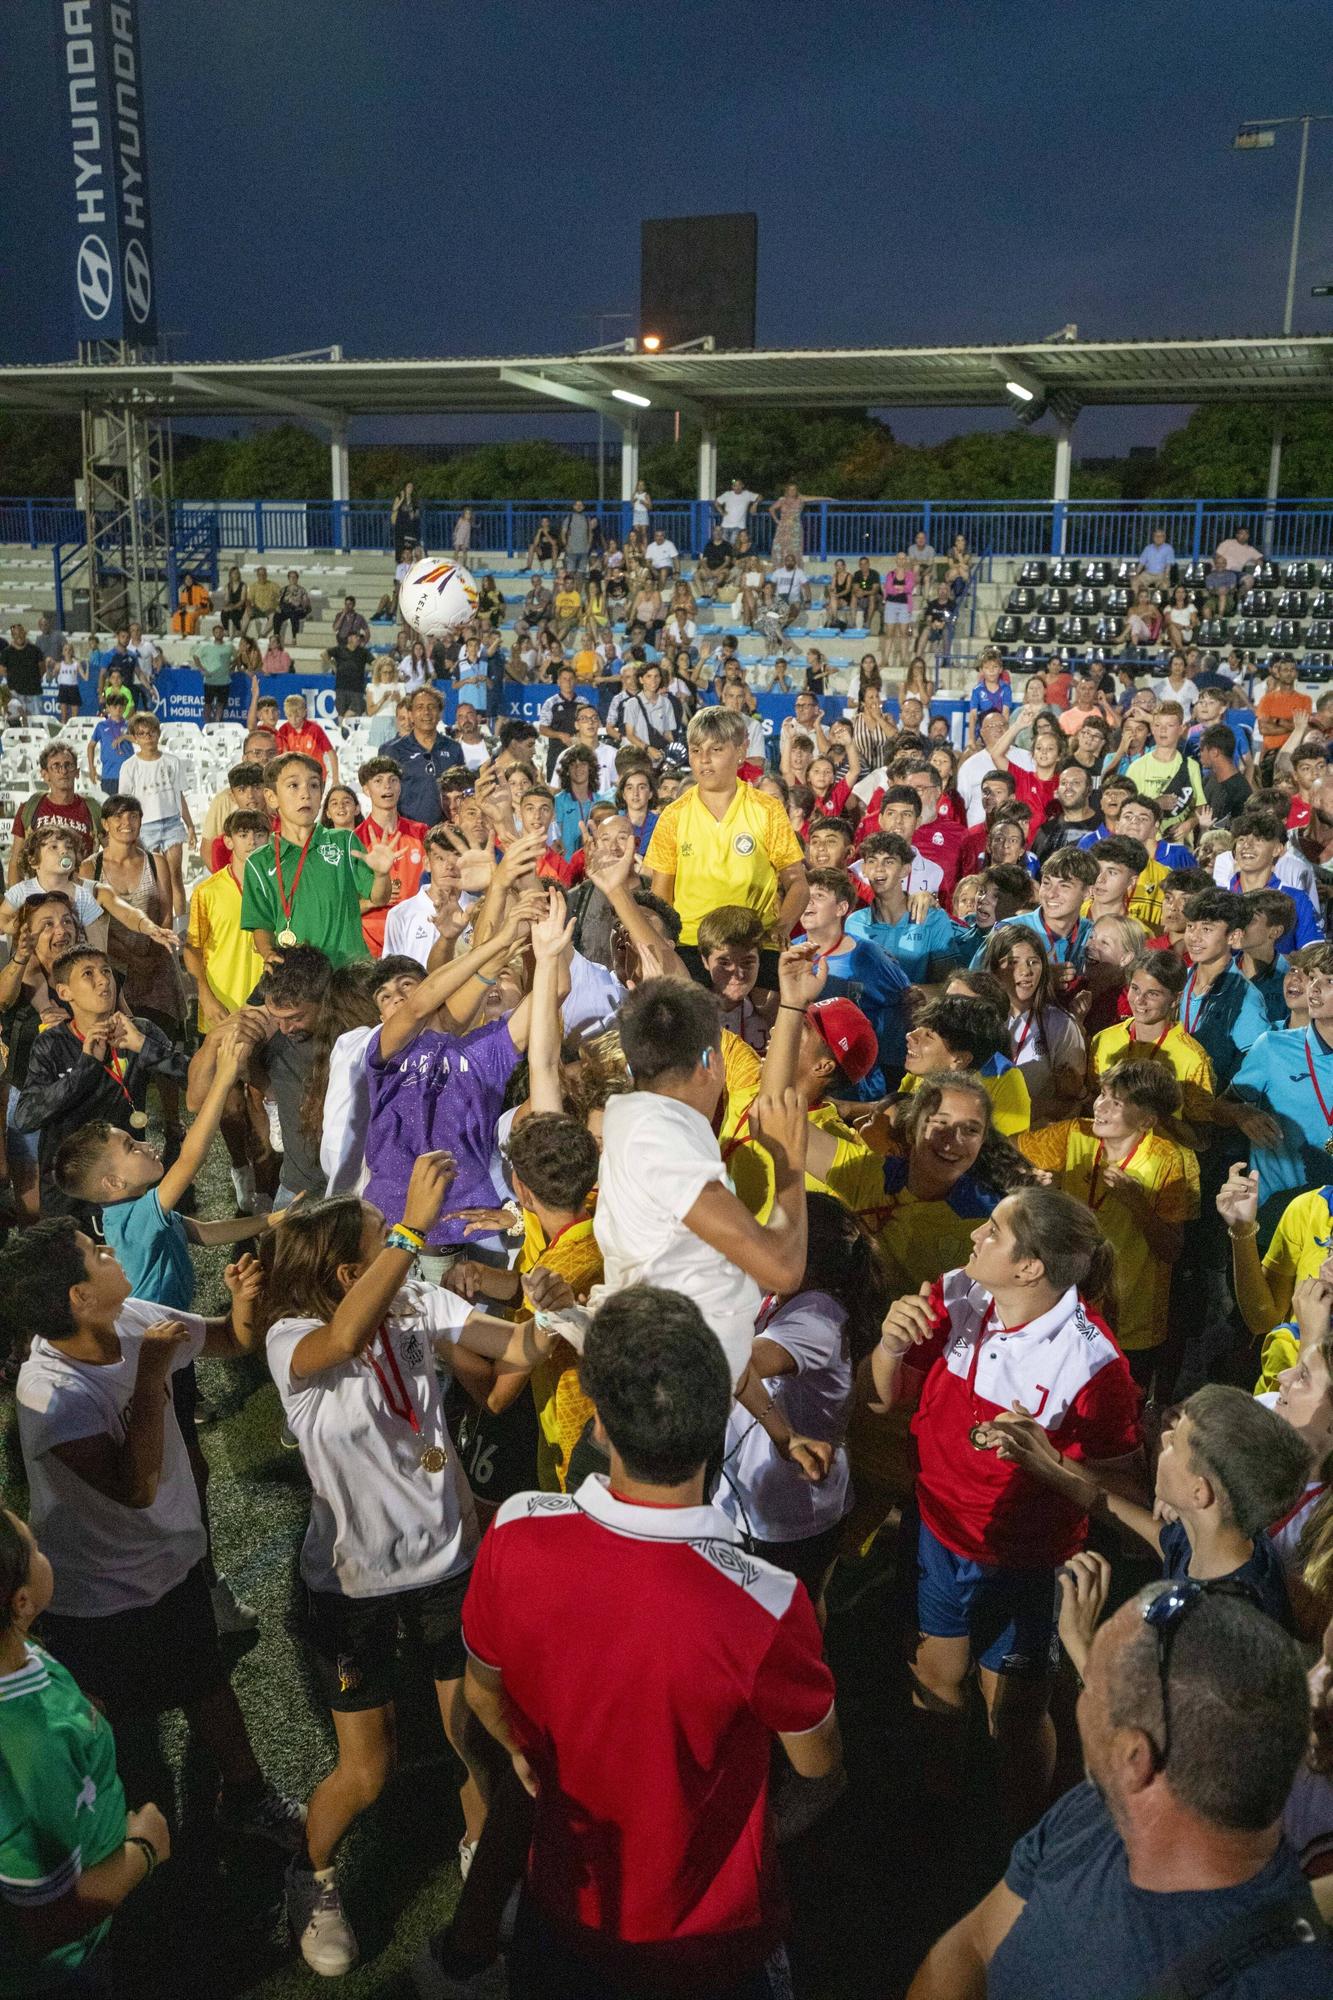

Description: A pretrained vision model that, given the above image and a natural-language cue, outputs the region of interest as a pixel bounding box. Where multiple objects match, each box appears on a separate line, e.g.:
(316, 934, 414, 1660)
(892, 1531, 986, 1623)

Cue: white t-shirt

(116, 750, 184, 825)
(593, 1092, 760, 1386)
(1152, 677, 1198, 716)
(266, 1279, 479, 1598)
(322, 1023, 376, 1195)
(717, 488, 759, 531)
(958, 745, 1034, 826)
(4, 875, 102, 929)
(563, 951, 627, 1041)
(555, 740, 619, 793)
(645, 540, 679, 571)
(716, 1291, 852, 1542)
(382, 888, 476, 967)
(457, 736, 491, 773)
(17, 1302, 208, 1614)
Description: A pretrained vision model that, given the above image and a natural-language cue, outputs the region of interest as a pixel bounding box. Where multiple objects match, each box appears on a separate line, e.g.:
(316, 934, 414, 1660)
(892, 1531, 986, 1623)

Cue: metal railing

(4, 496, 1333, 563)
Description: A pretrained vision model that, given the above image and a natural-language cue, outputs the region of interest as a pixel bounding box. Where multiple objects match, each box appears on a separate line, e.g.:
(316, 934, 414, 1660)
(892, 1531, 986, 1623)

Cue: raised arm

(682, 1088, 809, 1296)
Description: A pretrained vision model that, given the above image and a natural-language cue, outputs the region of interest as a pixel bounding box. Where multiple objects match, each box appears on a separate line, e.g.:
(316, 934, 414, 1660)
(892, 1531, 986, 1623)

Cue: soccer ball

(397, 558, 479, 639)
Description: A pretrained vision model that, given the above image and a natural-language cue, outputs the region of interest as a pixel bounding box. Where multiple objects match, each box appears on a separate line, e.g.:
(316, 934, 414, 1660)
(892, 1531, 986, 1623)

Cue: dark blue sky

(5, 0, 1333, 457)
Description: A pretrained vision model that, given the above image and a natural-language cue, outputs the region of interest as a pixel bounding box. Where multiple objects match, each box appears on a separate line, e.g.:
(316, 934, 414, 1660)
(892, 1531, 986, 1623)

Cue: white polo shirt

(593, 1092, 760, 1387)
(267, 1280, 480, 1598)
(17, 1303, 209, 1614)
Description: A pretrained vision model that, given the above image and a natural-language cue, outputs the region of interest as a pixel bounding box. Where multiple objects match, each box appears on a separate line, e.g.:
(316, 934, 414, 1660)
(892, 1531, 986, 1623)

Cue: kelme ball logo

(77, 235, 114, 320)
(733, 833, 756, 855)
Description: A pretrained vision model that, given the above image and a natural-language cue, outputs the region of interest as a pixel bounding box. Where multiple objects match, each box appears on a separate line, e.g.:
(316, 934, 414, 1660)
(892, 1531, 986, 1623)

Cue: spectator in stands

(322, 632, 372, 719)
(87, 690, 134, 798)
(525, 515, 559, 574)
(45, 641, 87, 722)
(1198, 724, 1252, 820)
(1121, 586, 1163, 652)
(560, 500, 594, 576)
(218, 566, 247, 636)
(644, 528, 679, 580)
(1256, 656, 1313, 754)
(1207, 525, 1261, 612)
(274, 569, 312, 644)
(522, 574, 553, 628)
(694, 526, 734, 602)
(273, 694, 339, 785)
(715, 475, 761, 544)
(849, 557, 882, 634)
(769, 482, 815, 566)
(880, 554, 916, 672)
(33, 609, 64, 664)
(1163, 587, 1199, 654)
(333, 597, 370, 648)
(170, 572, 212, 636)
(263, 630, 293, 675)
(8, 743, 102, 876)
(382, 686, 463, 824)
(192, 622, 236, 724)
(1152, 652, 1199, 719)
(911, 1584, 1333, 1998)
(244, 565, 280, 637)
(1, 622, 46, 718)
(1135, 524, 1177, 577)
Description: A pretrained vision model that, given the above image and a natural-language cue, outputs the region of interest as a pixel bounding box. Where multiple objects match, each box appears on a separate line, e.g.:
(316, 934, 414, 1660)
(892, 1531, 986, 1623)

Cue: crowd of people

(5, 523, 1333, 2000)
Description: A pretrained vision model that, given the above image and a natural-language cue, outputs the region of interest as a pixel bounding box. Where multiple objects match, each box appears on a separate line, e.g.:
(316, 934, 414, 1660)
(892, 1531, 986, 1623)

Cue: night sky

(4, 0, 1332, 457)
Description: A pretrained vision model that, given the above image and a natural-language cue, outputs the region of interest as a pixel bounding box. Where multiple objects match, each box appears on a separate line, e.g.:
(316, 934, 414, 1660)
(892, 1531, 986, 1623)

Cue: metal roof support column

(330, 421, 350, 553)
(697, 425, 718, 503)
(619, 419, 640, 503)
(1052, 419, 1074, 555)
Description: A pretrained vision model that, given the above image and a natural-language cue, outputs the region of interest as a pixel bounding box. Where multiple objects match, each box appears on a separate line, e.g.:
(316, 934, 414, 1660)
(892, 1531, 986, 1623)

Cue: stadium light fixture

(641, 334, 662, 352)
(612, 388, 652, 408)
(1004, 378, 1036, 402)
(1233, 126, 1276, 149)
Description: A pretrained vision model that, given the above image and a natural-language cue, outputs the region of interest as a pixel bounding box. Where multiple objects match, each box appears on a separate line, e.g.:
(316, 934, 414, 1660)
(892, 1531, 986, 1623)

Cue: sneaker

(219, 1782, 307, 1853)
(410, 1935, 507, 2000)
(286, 1860, 359, 1977)
(458, 1836, 478, 1881)
(210, 1575, 259, 1633)
(230, 1165, 257, 1212)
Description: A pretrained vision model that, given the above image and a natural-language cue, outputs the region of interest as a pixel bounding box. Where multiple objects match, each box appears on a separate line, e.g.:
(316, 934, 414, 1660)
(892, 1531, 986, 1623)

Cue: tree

(1149, 402, 1333, 498)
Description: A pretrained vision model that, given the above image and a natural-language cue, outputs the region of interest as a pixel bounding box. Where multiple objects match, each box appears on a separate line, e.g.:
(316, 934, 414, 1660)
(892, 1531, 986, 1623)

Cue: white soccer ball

(397, 557, 480, 639)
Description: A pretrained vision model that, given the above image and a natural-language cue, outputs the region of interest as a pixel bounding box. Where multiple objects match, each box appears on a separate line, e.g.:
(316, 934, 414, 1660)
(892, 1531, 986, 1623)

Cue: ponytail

(1004, 1186, 1118, 1320)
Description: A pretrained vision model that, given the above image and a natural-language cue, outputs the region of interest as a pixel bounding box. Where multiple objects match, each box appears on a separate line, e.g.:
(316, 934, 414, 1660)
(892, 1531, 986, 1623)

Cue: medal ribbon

(1305, 1033, 1333, 1147)
(72, 1027, 133, 1111)
(272, 833, 313, 934)
(365, 1323, 422, 1435)
(1088, 1132, 1145, 1210)
(1129, 1018, 1171, 1051)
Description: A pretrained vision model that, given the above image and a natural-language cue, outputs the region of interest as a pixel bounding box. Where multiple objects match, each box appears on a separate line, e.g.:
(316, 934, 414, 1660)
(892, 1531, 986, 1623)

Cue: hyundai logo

(123, 239, 152, 325)
(76, 234, 113, 321)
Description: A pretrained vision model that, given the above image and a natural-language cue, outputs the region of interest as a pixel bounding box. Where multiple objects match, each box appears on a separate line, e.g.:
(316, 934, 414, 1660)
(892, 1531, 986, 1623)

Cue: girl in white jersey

(260, 1151, 557, 1977)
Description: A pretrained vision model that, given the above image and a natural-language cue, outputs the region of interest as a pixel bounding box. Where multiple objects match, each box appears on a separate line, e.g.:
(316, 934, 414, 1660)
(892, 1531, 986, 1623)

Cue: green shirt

(1125, 748, 1206, 830)
(194, 641, 235, 688)
(240, 826, 374, 966)
(0, 1643, 127, 1994)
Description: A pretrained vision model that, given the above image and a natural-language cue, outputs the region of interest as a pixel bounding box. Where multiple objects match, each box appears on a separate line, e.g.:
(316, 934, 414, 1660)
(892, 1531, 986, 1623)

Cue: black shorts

(38, 1560, 226, 1720)
(302, 1566, 471, 1713)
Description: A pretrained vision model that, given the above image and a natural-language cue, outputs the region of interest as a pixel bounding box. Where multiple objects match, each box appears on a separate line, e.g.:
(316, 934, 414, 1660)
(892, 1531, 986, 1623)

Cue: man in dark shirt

(909, 1585, 1333, 1999)
(381, 686, 463, 823)
(1199, 723, 1253, 823)
(850, 561, 881, 630)
(323, 634, 372, 718)
(694, 531, 734, 602)
(1031, 760, 1102, 862)
(1, 622, 45, 716)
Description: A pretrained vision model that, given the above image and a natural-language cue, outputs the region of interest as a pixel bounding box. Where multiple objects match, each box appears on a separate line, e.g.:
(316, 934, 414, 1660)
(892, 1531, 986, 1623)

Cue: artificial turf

(0, 1124, 1013, 1999)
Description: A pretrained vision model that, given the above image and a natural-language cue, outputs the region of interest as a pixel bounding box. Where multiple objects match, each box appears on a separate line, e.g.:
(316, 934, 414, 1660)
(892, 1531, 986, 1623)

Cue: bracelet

(778, 1002, 806, 1013)
(126, 1834, 157, 1880)
(1227, 1222, 1260, 1241)
(387, 1224, 425, 1255)
(472, 971, 496, 986)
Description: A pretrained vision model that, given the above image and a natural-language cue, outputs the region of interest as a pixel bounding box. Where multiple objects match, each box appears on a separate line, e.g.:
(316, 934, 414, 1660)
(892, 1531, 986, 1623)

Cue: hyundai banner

(56, 0, 158, 342)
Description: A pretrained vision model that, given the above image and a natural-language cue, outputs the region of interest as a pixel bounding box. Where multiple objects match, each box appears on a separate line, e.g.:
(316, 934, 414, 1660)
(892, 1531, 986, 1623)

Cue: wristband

(778, 1002, 806, 1013)
(126, 1834, 157, 1880)
(1227, 1222, 1260, 1241)
(472, 971, 496, 986)
(386, 1225, 424, 1255)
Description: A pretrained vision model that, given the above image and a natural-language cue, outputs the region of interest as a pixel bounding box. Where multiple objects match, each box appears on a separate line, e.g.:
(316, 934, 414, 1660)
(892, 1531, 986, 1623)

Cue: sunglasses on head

(1141, 1576, 1261, 1770)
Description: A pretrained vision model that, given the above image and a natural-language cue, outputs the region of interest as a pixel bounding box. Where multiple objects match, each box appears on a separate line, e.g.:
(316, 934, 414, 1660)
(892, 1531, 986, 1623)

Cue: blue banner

(55, 0, 157, 342)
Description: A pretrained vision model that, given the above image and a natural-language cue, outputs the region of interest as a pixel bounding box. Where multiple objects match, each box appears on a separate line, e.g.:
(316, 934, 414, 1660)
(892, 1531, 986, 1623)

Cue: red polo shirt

(355, 813, 428, 955)
(462, 1477, 834, 1984)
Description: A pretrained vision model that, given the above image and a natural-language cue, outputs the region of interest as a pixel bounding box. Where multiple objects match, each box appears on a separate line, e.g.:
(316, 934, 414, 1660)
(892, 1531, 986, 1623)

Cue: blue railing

(6, 496, 1333, 563)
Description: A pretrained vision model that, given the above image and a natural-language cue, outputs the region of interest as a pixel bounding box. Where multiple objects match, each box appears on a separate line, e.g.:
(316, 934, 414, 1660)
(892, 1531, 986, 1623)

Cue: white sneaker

(210, 1575, 259, 1632)
(229, 1165, 257, 1212)
(286, 1861, 359, 1977)
(458, 1836, 478, 1881)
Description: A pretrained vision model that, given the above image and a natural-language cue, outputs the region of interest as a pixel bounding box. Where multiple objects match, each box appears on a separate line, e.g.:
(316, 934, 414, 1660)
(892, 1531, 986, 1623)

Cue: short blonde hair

(686, 707, 747, 753)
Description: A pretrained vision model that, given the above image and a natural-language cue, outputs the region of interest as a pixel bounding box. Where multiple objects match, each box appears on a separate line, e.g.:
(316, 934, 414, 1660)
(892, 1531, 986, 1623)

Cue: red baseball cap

(806, 998, 877, 1084)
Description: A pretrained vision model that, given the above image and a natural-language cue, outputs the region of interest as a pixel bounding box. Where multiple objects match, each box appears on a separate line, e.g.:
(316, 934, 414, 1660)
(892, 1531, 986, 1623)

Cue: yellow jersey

(522, 1214, 604, 1492)
(899, 1061, 1031, 1137)
(727, 1096, 885, 1223)
(1019, 1119, 1198, 1351)
(646, 781, 803, 946)
(185, 866, 266, 1025)
(1089, 1018, 1215, 1128)
(1254, 1187, 1333, 1391)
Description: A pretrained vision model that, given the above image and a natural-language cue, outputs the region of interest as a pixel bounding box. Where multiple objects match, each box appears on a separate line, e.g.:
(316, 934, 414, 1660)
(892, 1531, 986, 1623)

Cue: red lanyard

(1129, 1018, 1171, 1051)
(1088, 1133, 1144, 1210)
(721, 1107, 754, 1164)
(1040, 915, 1071, 961)
(71, 1027, 132, 1109)
(1012, 1009, 1036, 1054)
(272, 834, 313, 931)
(1180, 970, 1212, 1038)
(365, 1323, 421, 1435)
(1305, 1034, 1333, 1144)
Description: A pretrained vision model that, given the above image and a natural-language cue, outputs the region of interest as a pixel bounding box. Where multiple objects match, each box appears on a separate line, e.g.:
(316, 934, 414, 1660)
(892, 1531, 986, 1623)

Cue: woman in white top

(735, 532, 765, 627)
(367, 662, 410, 747)
(1152, 651, 1199, 717)
(46, 641, 87, 721)
(451, 506, 473, 562)
(260, 1152, 555, 1975)
(1164, 585, 1199, 653)
(396, 639, 430, 693)
(980, 925, 1084, 1128)
(716, 1193, 883, 1594)
(630, 479, 651, 532)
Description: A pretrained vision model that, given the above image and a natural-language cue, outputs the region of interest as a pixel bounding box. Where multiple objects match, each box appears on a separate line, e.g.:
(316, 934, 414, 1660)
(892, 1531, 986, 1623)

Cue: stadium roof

(2, 334, 1332, 424)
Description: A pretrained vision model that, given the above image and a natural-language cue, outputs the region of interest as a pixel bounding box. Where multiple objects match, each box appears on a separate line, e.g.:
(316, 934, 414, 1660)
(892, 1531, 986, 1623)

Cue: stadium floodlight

(999, 363, 1046, 421)
(1004, 378, 1036, 403)
(641, 334, 662, 352)
(1234, 125, 1277, 149)
(612, 388, 652, 408)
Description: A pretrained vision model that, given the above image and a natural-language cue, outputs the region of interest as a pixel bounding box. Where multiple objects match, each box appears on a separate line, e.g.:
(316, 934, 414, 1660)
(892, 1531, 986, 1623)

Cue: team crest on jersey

(318, 844, 342, 866)
(733, 833, 756, 855)
(401, 1332, 424, 1368)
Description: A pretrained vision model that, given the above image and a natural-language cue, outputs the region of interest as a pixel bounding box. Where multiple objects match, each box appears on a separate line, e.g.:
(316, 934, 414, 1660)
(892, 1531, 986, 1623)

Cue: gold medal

(968, 1423, 991, 1450)
(419, 1444, 447, 1474)
(276, 928, 297, 948)
(129, 1110, 149, 1131)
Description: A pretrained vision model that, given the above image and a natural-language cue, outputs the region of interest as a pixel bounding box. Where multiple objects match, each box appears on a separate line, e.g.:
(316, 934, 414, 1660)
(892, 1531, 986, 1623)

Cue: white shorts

(141, 815, 187, 853)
